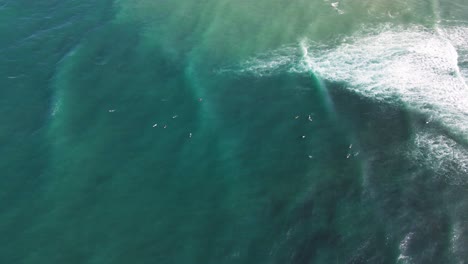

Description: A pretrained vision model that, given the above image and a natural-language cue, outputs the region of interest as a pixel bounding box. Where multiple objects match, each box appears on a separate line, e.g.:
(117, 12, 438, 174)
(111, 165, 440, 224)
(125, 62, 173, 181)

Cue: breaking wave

(220, 24, 468, 184)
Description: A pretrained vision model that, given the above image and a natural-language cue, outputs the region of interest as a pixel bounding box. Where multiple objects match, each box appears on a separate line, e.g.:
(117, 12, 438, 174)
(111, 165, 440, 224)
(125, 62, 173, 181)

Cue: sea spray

(300, 40, 337, 118)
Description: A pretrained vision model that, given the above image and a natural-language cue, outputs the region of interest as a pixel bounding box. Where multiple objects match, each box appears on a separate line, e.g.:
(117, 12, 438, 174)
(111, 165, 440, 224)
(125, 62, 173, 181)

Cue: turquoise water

(1, 0, 468, 263)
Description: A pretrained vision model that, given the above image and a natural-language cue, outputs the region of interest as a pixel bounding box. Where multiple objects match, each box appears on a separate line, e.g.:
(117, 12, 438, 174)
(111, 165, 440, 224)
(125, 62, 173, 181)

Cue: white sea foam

(450, 220, 468, 262)
(51, 98, 61, 116)
(441, 25, 468, 81)
(222, 25, 468, 183)
(226, 25, 468, 126)
(300, 26, 468, 137)
(412, 132, 468, 185)
(397, 232, 414, 264)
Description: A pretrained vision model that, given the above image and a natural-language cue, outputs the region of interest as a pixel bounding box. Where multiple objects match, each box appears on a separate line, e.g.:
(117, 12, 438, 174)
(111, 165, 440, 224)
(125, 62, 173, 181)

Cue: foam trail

(412, 132, 468, 185)
(397, 232, 414, 264)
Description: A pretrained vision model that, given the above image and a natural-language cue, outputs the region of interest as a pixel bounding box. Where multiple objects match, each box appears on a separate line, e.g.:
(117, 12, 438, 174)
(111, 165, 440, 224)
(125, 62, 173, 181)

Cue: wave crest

(220, 25, 468, 184)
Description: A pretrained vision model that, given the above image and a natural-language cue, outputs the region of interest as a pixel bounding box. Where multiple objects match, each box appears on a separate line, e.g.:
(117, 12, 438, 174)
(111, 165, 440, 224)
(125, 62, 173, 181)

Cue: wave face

(227, 25, 468, 128)
(223, 24, 468, 178)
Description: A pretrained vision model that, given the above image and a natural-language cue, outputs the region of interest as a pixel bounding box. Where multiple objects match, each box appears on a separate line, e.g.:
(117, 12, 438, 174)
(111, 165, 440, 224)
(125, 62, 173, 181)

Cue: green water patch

(46, 21, 200, 200)
(39, 22, 207, 263)
(1, 0, 466, 263)
(114, 0, 438, 70)
(164, 73, 373, 263)
(0, 0, 115, 263)
(43, 25, 375, 261)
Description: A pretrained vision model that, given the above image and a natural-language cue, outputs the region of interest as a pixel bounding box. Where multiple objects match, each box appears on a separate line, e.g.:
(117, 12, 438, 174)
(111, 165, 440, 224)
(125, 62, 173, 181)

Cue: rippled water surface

(0, 0, 467, 263)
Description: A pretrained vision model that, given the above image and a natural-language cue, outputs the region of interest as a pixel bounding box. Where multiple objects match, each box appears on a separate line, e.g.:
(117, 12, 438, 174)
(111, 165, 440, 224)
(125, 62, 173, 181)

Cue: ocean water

(1, 0, 467, 263)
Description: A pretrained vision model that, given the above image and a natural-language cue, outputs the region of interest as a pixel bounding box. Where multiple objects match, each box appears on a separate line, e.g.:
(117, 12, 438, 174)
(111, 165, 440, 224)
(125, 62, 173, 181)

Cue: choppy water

(1, 0, 467, 263)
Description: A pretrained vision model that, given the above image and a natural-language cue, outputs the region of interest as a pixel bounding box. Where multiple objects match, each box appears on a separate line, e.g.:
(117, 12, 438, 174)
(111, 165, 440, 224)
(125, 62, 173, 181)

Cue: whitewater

(222, 24, 468, 184)
(1, 0, 468, 263)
